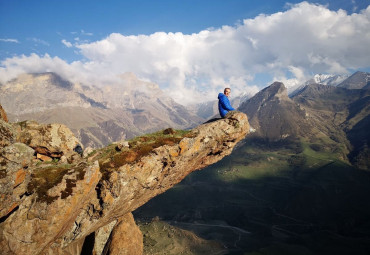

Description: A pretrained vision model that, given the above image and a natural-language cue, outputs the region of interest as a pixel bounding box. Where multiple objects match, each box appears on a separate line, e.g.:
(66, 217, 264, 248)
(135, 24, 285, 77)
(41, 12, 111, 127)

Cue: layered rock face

(0, 108, 249, 255)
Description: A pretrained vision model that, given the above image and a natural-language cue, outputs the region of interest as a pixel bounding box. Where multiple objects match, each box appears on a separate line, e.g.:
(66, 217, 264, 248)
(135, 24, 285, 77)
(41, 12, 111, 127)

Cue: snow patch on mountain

(288, 74, 349, 97)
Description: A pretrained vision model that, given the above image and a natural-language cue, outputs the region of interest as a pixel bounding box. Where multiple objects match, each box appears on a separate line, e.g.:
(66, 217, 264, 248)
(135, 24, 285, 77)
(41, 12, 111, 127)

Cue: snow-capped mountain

(311, 74, 349, 86)
(288, 74, 350, 97)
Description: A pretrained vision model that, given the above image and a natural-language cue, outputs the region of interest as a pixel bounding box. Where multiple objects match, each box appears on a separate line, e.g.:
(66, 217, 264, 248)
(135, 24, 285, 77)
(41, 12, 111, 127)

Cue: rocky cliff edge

(0, 109, 249, 255)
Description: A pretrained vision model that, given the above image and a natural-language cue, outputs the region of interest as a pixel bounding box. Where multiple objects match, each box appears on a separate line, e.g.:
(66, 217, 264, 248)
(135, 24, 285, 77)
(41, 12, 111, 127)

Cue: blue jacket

(218, 93, 235, 118)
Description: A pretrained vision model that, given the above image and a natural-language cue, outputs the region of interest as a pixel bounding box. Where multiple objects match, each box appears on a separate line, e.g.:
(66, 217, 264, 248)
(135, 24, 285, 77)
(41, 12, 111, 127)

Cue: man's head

(224, 88, 231, 97)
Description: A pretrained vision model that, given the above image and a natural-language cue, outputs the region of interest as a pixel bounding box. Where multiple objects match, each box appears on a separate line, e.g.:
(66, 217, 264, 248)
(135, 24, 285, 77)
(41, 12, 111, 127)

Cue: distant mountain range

(289, 71, 369, 96)
(190, 71, 369, 120)
(0, 72, 202, 148)
(239, 71, 370, 169)
(1, 70, 369, 153)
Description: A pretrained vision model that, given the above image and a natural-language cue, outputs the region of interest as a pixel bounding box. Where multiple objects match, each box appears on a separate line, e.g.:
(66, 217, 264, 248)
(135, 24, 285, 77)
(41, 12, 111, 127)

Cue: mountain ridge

(288, 71, 369, 97)
(337, 71, 370, 89)
(1, 72, 203, 148)
(238, 81, 312, 141)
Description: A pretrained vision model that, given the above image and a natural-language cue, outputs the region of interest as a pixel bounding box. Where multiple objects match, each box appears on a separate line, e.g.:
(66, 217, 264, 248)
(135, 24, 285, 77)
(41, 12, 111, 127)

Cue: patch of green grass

(97, 129, 194, 180)
(299, 138, 350, 168)
(27, 163, 86, 204)
(128, 128, 193, 148)
(87, 149, 97, 158)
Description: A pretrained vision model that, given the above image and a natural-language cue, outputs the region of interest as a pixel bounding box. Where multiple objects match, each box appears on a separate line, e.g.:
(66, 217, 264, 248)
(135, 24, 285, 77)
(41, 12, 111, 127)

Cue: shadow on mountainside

(134, 137, 370, 255)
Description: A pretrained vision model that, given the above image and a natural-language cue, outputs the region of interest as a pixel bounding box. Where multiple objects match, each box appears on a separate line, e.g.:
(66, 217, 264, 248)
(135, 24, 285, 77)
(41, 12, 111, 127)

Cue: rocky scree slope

(0, 106, 249, 255)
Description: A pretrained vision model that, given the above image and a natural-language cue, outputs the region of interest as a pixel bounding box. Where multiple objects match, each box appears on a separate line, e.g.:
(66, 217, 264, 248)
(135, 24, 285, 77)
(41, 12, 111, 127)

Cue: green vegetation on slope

(138, 219, 225, 255)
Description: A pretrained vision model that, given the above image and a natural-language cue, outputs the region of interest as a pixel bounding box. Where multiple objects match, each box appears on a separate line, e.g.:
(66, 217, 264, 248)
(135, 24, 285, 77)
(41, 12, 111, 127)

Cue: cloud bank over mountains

(1, 2, 369, 105)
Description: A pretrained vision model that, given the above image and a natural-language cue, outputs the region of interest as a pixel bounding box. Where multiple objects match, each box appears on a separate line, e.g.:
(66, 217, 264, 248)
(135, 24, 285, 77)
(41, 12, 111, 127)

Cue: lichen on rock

(0, 142, 34, 219)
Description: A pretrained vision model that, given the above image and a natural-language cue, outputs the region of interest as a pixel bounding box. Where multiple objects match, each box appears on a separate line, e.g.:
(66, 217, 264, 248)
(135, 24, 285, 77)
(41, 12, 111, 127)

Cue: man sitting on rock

(218, 87, 235, 118)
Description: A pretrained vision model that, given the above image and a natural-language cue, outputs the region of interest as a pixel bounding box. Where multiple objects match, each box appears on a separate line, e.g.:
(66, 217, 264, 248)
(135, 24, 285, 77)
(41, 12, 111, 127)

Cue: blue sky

(0, 0, 367, 61)
(1, 0, 369, 104)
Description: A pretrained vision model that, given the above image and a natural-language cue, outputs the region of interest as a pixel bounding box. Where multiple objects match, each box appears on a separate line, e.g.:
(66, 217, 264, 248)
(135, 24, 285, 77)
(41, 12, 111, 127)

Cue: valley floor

(134, 137, 370, 255)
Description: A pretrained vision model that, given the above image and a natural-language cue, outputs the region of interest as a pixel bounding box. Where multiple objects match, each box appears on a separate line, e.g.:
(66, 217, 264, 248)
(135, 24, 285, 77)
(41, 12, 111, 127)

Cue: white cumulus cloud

(61, 39, 73, 48)
(1, 2, 369, 105)
(0, 38, 19, 43)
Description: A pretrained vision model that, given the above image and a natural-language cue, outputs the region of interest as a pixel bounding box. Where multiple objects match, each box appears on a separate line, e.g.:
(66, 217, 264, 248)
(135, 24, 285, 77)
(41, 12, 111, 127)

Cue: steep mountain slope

(337, 71, 370, 89)
(0, 73, 95, 115)
(0, 72, 203, 148)
(237, 80, 369, 166)
(292, 83, 370, 168)
(238, 82, 313, 141)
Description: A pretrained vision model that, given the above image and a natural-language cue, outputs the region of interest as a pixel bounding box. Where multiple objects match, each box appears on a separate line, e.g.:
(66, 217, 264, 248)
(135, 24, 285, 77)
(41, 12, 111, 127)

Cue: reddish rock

(36, 153, 53, 162)
(0, 104, 8, 123)
(108, 213, 143, 255)
(14, 169, 26, 188)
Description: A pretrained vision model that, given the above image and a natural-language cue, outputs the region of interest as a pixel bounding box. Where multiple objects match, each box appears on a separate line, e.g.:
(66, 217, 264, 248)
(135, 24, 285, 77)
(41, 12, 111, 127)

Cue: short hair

(224, 88, 231, 93)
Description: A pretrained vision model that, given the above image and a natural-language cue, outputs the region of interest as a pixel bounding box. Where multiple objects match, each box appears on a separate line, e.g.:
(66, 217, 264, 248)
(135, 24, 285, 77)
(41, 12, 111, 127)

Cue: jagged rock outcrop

(15, 120, 81, 159)
(0, 111, 249, 254)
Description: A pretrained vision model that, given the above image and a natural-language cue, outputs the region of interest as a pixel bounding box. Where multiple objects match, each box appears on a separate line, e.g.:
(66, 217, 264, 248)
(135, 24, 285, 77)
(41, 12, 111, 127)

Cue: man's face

(224, 89, 231, 97)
